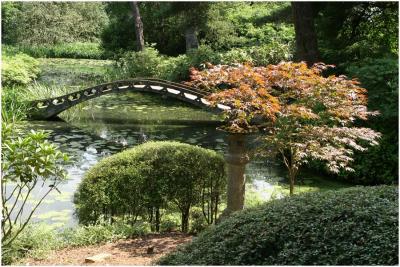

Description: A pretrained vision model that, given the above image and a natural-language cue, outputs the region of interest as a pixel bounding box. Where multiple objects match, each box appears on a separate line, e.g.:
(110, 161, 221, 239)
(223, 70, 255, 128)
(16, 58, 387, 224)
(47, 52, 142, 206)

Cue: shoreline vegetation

(1, 1, 398, 265)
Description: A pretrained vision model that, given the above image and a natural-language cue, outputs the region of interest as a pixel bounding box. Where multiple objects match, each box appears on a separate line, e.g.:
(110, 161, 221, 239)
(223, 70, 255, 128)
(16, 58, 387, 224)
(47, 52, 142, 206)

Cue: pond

(16, 59, 350, 228)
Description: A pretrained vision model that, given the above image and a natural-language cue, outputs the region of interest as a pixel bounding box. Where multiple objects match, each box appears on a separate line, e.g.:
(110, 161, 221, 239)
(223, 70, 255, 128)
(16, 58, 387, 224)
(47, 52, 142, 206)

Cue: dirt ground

(21, 232, 192, 266)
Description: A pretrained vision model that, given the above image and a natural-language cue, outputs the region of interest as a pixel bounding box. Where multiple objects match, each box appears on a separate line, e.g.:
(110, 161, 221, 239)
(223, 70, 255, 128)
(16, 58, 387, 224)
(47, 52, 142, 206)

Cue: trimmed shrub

(1, 53, 40, 86)
(159, 186, 398, 265)
(74, 141, 226, 232)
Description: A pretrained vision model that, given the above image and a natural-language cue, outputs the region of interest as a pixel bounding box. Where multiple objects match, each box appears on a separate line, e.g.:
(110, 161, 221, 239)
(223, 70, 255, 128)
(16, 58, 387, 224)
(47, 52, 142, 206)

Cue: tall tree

(291, 2, 320, 65)
(130, 1, 145, 51)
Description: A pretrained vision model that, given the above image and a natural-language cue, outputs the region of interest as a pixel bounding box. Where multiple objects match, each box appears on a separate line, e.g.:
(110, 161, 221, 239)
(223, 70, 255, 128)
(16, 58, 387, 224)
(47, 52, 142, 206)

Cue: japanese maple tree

(187, 62, 381, 195)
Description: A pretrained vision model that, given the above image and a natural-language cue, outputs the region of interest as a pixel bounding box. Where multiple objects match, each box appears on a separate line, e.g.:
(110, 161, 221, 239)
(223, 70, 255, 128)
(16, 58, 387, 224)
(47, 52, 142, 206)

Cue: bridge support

(220, 133, 249, 219)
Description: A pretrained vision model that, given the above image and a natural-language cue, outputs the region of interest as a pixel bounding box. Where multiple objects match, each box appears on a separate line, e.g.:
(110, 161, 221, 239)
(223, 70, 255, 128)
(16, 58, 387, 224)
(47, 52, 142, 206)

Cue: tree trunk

(223, 134, 249, 217)
(181, 208, 190, 233)
(289, 172, 295, 196)
(155, 207, 160, 232)
(130, 1, 145, 51)
(291, 2, 320, 65)
(148, 208, 154, 231)
(185, 26, 199, 52)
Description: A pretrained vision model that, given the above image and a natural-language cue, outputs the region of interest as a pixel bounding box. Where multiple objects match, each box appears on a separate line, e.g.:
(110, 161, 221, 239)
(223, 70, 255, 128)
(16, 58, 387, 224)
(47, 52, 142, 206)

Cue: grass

(245, 173, 351, 208)
(38, 58, 113, 75)
(25, 82, 72, 100)
(3, 221, 151, 265)
(37, 58, 114, 89)
(1, 86, 30, 122)
(3, 43, 108, 60)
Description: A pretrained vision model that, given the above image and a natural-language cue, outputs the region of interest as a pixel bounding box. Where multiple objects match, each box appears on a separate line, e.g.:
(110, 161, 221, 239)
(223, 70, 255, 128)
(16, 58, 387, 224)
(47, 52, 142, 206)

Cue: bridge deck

(28, 78, 230, 120)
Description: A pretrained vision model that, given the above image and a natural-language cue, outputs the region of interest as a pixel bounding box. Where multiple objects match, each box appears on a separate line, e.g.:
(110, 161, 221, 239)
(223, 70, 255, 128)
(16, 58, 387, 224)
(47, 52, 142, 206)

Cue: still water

(21, 90, 343, 228)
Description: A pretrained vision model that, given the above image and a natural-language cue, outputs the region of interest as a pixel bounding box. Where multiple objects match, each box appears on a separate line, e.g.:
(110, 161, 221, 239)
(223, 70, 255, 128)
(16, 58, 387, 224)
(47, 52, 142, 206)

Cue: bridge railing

(28, 78, 231, 120)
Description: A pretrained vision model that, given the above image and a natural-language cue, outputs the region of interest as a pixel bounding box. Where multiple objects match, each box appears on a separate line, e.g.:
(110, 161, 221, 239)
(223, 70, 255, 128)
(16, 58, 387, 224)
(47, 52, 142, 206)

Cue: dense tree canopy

(101, 2, 294, 56)
(315, 2, 398, 65)
(1, 2, 109, 45)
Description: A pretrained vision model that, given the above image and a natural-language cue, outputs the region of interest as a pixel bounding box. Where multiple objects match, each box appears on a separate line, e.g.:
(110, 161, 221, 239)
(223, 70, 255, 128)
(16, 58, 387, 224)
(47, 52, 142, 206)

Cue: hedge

(159, 185, 398, 265)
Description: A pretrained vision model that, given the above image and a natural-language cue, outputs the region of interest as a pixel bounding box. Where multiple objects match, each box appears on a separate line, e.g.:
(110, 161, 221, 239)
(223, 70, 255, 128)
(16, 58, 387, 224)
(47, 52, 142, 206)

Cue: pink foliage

(188, 61, 381, 177)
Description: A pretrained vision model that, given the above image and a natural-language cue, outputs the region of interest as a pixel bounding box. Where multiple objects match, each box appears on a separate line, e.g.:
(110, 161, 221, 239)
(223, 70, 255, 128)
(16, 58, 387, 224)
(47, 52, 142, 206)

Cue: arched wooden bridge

(28, 78, 231, 120)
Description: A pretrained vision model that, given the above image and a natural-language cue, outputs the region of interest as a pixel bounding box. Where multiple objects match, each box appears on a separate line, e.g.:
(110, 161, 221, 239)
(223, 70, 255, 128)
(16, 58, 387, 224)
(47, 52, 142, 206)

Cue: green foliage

(60, 222, 150, 247)
(1, 123, 68, 184)
(189, 208, 208, 234)
(217, 43, 293, 66)
(4, 43, 107, 59)
(1, 224, 62, 265)
(346, 57, 398, 119)
(112, 46, 165, 79)
(336, 57, 398, 185)
(74, 141, 226, 233)
(112, 44, 293, 82)
(1, 87, 29, 122)
(1, 122, 69, 249)
(160, 214, 180, 233)
(2, 2, 109, 45)
(337, 132, 398, 185)
(159, 186, 398, 265)
(248, 42, 293, 65)
(309, 57, 398, 185)
(1, 53, 40, 87)
(316, 2, 398, 65)
(1, 2, 22, 44)
(100, 2, 138, 53)
(101, 2, 294, 56)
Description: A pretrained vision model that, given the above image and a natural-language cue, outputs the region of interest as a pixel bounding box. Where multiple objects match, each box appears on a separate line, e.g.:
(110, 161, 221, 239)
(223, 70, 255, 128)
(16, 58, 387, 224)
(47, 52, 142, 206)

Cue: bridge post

(221, 133, 249, 218)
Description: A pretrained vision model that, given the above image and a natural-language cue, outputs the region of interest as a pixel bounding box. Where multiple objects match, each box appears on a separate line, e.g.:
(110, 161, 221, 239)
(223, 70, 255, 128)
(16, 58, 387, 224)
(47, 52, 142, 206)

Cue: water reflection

(22, 91, 290, 228)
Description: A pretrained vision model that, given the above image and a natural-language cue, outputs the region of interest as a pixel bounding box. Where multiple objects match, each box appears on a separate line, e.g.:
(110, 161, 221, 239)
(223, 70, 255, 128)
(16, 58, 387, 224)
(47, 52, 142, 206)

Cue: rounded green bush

(74, 141, 226, 232)
(158, 186, 398, 265)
